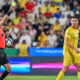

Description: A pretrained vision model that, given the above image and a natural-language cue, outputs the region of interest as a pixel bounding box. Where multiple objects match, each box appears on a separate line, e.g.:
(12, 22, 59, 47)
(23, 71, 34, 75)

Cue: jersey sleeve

(65, 29, 71, 38)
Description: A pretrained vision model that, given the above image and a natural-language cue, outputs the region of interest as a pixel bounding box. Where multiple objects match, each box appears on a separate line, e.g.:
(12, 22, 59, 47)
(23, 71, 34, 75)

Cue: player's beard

(72, 25, 78, 29)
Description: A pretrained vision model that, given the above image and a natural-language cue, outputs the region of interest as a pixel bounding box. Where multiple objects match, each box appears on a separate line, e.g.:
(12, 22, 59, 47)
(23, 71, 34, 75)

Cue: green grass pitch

(4, 76, 78, 80)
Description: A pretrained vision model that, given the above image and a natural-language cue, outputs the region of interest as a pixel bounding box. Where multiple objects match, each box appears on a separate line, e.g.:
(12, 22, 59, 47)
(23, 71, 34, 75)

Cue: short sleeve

(65, 29, 71, 38)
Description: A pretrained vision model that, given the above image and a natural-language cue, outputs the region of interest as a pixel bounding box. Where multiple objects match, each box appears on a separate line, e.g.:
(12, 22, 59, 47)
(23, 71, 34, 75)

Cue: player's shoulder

(65, 27, 72, 33)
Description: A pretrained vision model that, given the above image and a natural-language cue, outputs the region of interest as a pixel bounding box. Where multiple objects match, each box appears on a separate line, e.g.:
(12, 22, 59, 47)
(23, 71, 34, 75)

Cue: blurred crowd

(0, 0, 80, 53)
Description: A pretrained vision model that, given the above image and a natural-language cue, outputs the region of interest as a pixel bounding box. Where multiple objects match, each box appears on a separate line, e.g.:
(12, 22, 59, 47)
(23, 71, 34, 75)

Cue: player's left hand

(74, 48, 80, 54)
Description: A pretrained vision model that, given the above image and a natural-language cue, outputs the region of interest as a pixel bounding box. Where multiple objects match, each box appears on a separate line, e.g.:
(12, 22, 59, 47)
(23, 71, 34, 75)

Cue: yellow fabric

(18, 44, 29, 56)
(13, 17, 21, 25)
(38, 35, 47, 46)
(63, 26, 80, 66)
(54, 0, 63, 2)
(6, 26, 11, 30)
(63, 27, 79, 55)
(63, 55, 80, 67)
(53, 24, 61, 31)
(56, 70, 64, 80)
(78, 72, 80, 80)
(41, 6, 49, 13)
(41, 6, 60, 14)
(63, 56, 73, 67)
(18, 0, 27, 8)
(49, 6, 60, 14)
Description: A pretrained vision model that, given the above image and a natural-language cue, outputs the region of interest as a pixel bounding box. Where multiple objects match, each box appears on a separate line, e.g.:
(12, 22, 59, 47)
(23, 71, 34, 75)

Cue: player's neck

(71, 26, 77, 29)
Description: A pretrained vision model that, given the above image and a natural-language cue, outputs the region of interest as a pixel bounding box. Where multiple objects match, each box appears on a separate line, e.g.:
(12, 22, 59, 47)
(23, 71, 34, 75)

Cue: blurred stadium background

(0, 0, 80, 80)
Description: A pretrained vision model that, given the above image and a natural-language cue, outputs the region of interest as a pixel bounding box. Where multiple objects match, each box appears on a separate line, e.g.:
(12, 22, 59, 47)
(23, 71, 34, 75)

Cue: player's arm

(66, 37, 80, 53)
(0, 6, 14, 26)
(0, 15, 9, 26)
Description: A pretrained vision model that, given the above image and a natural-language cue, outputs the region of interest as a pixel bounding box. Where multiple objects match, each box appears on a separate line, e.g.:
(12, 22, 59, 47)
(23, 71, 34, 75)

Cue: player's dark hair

(71, 16, 78, 19)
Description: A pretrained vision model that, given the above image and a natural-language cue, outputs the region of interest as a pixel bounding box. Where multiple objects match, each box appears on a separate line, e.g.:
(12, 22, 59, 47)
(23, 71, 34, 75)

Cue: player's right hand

(74, 48, 80, 54)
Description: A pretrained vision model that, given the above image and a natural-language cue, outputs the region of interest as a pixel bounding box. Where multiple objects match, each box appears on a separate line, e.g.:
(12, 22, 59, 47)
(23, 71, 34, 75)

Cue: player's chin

(72, 25, 77, 28)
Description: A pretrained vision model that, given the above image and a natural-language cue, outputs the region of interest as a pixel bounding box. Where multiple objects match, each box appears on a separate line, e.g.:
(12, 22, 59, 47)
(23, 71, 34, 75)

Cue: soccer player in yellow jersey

(56, 17, 80, 80)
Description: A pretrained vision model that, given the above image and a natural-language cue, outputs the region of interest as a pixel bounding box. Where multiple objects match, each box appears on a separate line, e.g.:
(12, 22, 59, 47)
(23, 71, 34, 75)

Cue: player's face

(71, 18, 79, 28)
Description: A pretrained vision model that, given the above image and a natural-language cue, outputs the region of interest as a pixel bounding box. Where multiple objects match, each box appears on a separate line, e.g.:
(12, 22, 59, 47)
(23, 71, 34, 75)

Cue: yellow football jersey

(13, 17, 21, 25)
(41, 6, 50, 13)
(63, 27, 79, 56)
(18, 0, 27, 8)
(18, 44, 29, 56)
(49, 6, 60, 14)
(53, 24, 61, 31)
(38, 35, 47, 46)
(54, 0, 63, 2)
